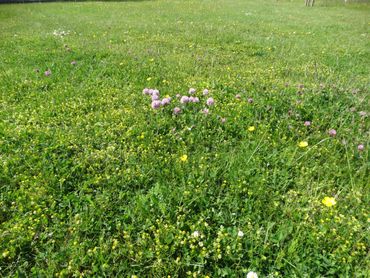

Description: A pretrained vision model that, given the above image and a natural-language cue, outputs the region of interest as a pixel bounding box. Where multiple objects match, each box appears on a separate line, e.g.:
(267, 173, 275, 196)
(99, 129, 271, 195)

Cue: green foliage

(0, 0, 369, 277)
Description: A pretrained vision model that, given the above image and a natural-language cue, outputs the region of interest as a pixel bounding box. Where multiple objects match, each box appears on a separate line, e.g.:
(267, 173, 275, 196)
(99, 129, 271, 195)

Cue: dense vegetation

(0, 0, 369, 276)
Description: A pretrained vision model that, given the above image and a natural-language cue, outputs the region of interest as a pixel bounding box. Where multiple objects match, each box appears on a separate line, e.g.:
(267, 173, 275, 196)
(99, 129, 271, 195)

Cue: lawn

(0, 0, 369, 276)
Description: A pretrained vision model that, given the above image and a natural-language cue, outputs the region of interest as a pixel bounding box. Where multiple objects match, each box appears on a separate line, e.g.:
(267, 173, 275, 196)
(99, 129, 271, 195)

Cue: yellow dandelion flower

(298, 141, 308, 148)
(322, 197, 336, 207)
(248, 126, 255, 132)
(180, 154, 188, 162)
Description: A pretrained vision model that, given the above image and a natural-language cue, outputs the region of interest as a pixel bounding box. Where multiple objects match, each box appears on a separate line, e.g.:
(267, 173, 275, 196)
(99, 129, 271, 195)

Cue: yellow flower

(180, 154, 188, 162)
(298, 141, 308, 148)
(2, 250, 9, 258)
(248, 126, 255, 132)
(322, 197, 336, 207)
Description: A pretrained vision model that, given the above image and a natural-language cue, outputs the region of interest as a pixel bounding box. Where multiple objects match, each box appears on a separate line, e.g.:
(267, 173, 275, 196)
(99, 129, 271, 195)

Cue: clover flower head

(161, 97, 171, 106)
(357, 144, 364, 151)
(247, 98, 254, 103)
(180, 96, 190, 104)
(143, 88, 150, 95)
(304, 121, 311, 126)
(201, 108, 209, 115)
(329, 129, 337, 137)
(173, 107, 181, 115)
(189, 88, 196, 94)
(44, 69, 52, 76)
(203, 89, 209, 95)
(235, 94, 241, 99)
(151, 94, 160, 101)
(206, 97, 215, 106)
(247, 271, 258, 278)
(152, 89, 160, 96)
(151, 100, 162, 109)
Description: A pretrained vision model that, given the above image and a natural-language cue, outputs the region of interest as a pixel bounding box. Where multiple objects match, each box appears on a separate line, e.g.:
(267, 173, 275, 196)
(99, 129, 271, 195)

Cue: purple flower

(193, 97, 199, 103)
(149, 89, 154, 95)
(161, 97, 171, 106)
(357, 144, 364, 151)
(143, 88, 150, 95)
(189, 88, 196, 94)
(329, 129, 337, 137)
(206, 97, 214, 106)
(173, 107, 181, 115)
(152, 89, 160, 96)
(247, 98, 254, 104)
(180, 96, 190, 104)
(304, 121, 311, 127)
(189, 96, 195, 103)
(201, 108, 209, 115)
(44, 69, 51, 76)
(151, 100, 162, 109)
(235, 94, 241, 99)
(151, 94, 160, 101)
(221, 118, 226, 124)
(71, 60, 77, 65)
(203, 89, 209, 96)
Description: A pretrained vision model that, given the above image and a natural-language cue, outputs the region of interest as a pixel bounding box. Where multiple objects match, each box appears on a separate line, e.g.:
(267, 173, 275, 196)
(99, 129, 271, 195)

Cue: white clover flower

(192, 231, 200, 238)
(237, 230, 244, 237)
(247, 271, 258, 278)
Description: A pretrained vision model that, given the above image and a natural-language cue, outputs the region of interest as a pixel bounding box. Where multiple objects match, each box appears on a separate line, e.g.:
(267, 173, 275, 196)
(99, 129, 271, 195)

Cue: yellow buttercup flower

(298, 141, 308, 148)
(180, 154, 188, 162)
(322, 197, 336, 207)
(248, 126, 255, 132)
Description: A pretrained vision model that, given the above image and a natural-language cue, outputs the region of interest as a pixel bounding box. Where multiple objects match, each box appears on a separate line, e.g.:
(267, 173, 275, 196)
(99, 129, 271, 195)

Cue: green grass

(0, 0, 369, 276)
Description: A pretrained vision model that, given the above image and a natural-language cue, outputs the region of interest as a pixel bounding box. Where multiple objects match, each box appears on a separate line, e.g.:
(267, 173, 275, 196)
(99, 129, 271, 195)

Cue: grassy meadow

(0, 0, 369, 276)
